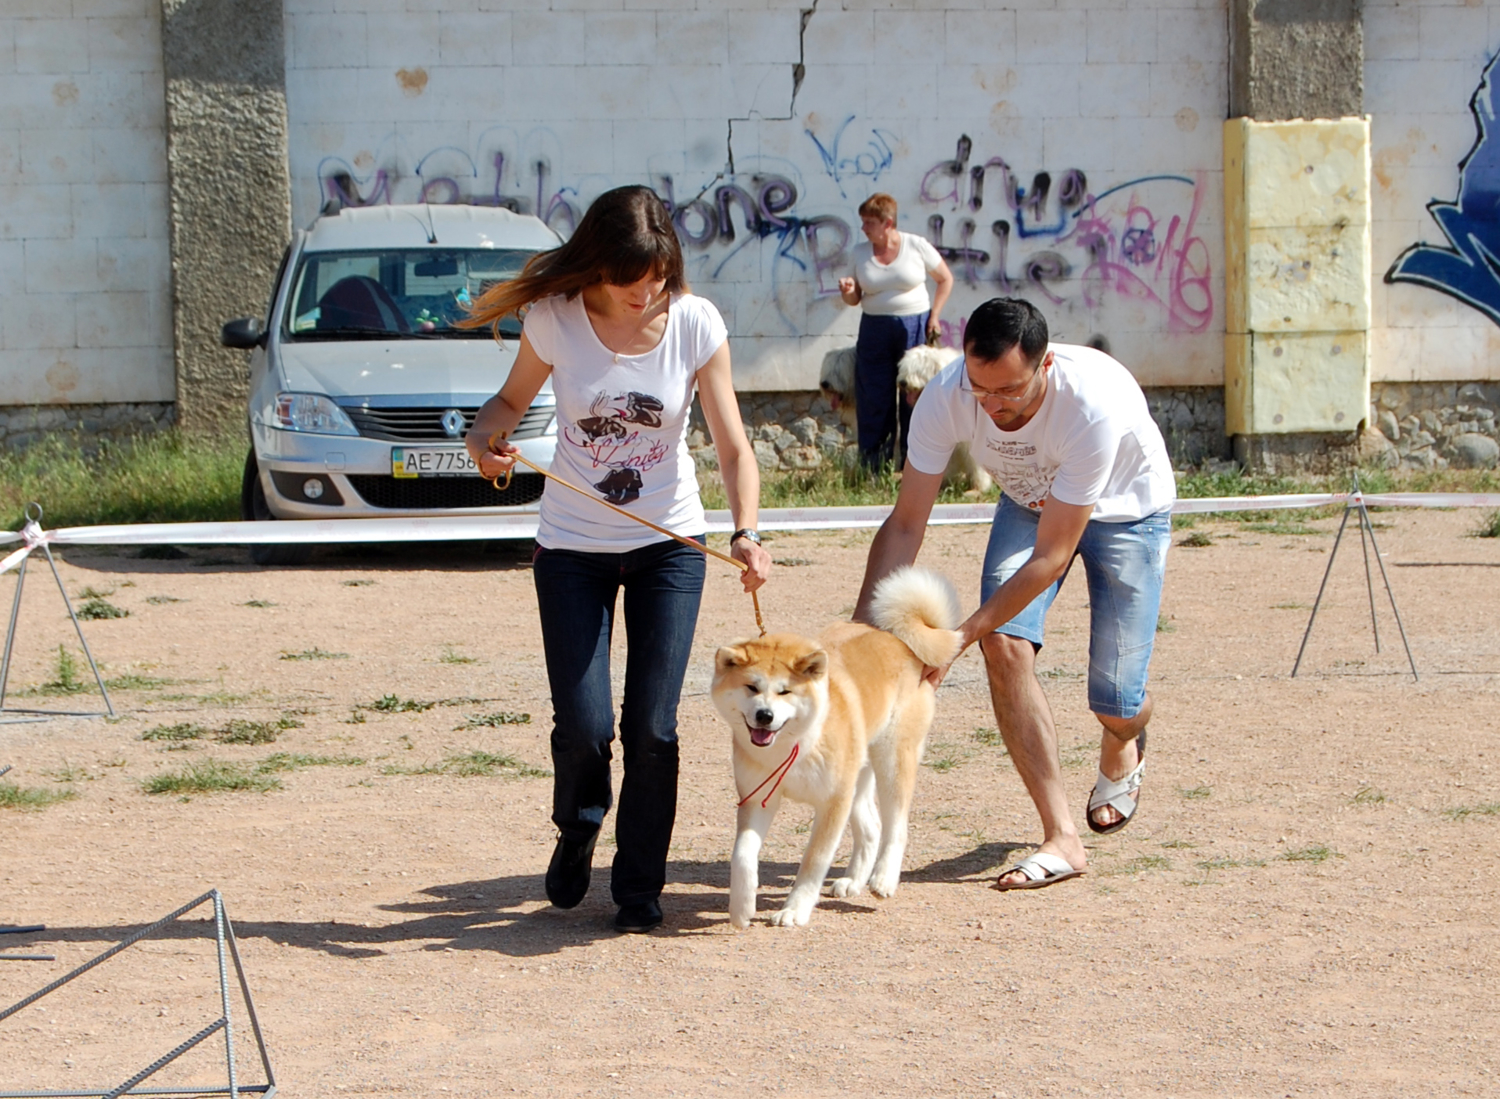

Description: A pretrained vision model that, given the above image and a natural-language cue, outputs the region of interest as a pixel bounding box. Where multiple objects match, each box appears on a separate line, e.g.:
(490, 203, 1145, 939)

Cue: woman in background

(838, 193, 955, 472)
(463, 185, 771, 933)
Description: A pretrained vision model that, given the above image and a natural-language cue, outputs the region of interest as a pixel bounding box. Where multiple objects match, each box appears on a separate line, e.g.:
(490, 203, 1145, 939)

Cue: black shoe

(613, 899, 663, 933)
(544, 831, 597, 910)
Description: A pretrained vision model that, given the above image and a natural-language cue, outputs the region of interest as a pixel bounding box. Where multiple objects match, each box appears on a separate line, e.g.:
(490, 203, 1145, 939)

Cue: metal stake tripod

(0, 504, 114, 721)
(1291, 475, 1419, 679)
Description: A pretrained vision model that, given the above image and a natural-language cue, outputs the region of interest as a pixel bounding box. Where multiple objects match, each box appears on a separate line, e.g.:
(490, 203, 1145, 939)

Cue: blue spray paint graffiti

(1386, 52, 1500, 326)
(805, 115, 897, 198)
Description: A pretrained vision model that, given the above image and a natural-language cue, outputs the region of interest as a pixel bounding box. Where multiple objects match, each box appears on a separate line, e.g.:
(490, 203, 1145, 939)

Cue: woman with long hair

(462, 185, 771, 933)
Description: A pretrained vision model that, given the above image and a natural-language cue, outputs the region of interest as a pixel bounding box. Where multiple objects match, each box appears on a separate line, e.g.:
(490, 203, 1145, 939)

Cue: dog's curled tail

(869, 566, 964, 670)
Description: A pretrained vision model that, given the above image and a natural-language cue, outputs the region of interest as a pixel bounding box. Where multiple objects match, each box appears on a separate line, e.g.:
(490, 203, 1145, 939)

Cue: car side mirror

(221, 317, 267, 349)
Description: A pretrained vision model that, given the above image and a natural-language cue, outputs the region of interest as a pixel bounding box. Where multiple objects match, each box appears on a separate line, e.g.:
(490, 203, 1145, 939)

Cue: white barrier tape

(3, 492, 1498, 576)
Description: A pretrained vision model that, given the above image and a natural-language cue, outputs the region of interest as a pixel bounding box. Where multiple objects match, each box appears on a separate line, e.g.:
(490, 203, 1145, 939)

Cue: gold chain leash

(487, 432, 766, 636)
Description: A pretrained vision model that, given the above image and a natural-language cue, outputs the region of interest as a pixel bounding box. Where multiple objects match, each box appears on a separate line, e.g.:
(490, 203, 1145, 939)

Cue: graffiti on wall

(1385, 52, 1500, 327)
(915, 134, 1213, 338)
(315, 123, 1213, 339)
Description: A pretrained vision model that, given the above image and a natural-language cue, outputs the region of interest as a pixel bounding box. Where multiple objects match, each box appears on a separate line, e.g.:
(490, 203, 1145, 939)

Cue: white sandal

(1087, 731, 1146, 835)
(993, 851, 1084, 891)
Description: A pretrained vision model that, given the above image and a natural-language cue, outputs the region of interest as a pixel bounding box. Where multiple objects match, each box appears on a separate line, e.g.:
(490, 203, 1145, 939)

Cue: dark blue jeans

(531, 537, 706, 906)
(854, 310, 928, 470)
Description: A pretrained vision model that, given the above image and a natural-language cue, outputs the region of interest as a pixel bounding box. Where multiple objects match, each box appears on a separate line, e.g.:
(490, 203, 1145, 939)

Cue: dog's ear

(715, 644, 751, 671)
(792, 649, 828, 680)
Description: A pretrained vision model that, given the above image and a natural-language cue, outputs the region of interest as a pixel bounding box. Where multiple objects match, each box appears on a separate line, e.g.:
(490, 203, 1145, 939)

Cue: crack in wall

(724, 0, 818, 181)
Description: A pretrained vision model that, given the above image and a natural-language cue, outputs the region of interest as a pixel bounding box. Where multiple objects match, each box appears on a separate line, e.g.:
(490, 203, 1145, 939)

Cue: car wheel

(241, 450, 313, 567)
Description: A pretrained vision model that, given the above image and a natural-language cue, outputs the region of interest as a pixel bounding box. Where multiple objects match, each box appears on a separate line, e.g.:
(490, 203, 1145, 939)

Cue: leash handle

(486, 432, 766, 636)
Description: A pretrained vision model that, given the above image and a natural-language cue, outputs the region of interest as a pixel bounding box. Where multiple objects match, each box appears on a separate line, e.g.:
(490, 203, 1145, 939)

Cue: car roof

(303, 204, 563, 252)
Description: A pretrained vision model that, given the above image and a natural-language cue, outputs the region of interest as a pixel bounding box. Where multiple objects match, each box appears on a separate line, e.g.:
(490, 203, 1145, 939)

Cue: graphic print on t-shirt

(563, 390, 670, 505)
(983, 438, 1058, 510)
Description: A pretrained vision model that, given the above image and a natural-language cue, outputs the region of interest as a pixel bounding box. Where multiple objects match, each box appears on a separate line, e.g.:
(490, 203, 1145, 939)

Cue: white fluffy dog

(820, 343, 992, 492)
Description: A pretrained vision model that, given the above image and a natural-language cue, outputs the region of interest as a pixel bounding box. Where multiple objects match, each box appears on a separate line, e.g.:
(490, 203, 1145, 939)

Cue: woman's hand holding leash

(474, 433, 518, 482)
(732, 537, 772, 593)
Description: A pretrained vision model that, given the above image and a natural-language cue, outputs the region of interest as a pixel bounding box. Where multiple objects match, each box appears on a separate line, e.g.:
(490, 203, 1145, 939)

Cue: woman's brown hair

(460, 184, 688, 335)
(857, 193, 898, 224)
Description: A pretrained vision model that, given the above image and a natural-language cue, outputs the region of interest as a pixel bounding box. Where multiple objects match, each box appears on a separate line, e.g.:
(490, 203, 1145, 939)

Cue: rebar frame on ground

(0, 890, 276, 1099)
(0, 505, 114, 723)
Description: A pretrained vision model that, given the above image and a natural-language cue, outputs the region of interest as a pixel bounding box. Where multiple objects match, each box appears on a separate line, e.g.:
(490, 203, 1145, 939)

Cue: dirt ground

(0, 506, 1496, 1097)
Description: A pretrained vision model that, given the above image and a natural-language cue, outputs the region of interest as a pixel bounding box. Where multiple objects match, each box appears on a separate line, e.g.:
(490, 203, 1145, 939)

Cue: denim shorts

(980, 496, 1172, 719)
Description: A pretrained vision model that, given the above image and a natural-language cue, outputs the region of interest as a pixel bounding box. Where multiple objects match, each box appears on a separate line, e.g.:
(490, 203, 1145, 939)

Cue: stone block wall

(0, 1, 174, 412)
(285, 0, 1229, 392)
(1368, 381, 1500, 471)
(687, 385, 1228, 475)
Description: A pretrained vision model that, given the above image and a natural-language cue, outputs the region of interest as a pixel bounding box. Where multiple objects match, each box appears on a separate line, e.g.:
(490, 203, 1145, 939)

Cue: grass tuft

(1471, 510, 1500, 538)
(1352, 786, 1387, 805)
(1195, 856, 1266, 872)
(456, 711, 532, 729)
(1444, 802, 1500, 821)
(242, 599, 275, 609)
(1280, 843, 1338, 863)
(255, 752, 364, 773)
(439, 646, 479, 665)
(370, 694, 435, 713)
(0, 781, 78, 811)
(971, 726, 1004, 749)
(141, 722, 207, 742)
(383, 751, 549, 779)
(144, 594, 184, 605)
(1156, 613, 1175, 633)
(1178, 785, 1213, 800)
(142, 759, 282, 796)
(1178, 530, 1213, 548)
(24, 645, 90, 696)
(279, 648, 349, 661)
(214, 717, 303, 745)
(105, 672, 171, 691)
(76, 598, 128, 620)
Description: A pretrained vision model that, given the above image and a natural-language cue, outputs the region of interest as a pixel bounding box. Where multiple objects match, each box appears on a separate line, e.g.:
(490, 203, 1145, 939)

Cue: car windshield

(284, 248, 536, 340)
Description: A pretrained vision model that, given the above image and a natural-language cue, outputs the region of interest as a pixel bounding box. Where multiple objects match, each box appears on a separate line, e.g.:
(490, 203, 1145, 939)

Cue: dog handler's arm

(852, 467, 945, 625)
(927, 259, 954, 341)
(466, 333, 552, 479)
(698, 339, 772, 593)
(922, 497, 1094, 687)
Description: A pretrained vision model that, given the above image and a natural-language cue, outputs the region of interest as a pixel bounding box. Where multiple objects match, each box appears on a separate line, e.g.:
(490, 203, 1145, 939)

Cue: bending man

(853, 298, 1175, 889)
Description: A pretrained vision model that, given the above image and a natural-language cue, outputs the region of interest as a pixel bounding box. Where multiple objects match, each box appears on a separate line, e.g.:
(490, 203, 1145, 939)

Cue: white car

(222, 203, 561, 564)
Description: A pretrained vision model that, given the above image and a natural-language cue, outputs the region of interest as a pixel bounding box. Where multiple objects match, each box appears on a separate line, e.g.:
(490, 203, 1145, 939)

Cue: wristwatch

(731, 528, 762, 546)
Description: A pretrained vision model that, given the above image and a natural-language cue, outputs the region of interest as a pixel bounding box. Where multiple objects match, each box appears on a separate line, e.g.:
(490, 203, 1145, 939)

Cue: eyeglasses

(960, 365, 1042, 405)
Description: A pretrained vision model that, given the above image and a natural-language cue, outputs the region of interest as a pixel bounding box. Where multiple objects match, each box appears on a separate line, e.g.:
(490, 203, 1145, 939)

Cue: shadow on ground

(11, 841, 1035, 962)
(57, 540, 538, 576)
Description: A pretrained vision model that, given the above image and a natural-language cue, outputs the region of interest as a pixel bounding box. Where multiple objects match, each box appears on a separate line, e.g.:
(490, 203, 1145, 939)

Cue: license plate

(391, 447, 479, 478)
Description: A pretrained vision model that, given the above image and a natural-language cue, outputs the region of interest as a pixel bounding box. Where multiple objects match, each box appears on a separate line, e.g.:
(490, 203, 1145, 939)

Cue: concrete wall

(284, 0, 1229, 391)
(1370, 0, 1500, 384)
(0, 0, 174, 409)
(8, 2, 1500, 439)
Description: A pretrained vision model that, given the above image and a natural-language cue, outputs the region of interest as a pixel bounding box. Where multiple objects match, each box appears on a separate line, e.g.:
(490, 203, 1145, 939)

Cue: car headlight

(273, 393, 359, 436)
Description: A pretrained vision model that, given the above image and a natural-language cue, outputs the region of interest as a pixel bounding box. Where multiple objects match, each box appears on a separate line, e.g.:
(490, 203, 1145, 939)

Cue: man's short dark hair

(963, 298, 1049, 364)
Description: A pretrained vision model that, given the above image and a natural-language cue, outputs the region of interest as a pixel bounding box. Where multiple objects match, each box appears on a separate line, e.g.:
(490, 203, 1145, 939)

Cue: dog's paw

(830, 877, 866, 899)
(869, 868, 901, 899)
(769, 906, 810, 928)
(729, 910, 752, 930)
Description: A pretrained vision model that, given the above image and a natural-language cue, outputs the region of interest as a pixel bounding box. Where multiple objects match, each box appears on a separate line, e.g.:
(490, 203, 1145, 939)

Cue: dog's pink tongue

(750, 728, 776, 747)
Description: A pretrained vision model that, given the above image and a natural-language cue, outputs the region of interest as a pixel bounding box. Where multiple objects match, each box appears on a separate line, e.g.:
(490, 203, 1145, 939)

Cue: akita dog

(712, 568, 963, 928)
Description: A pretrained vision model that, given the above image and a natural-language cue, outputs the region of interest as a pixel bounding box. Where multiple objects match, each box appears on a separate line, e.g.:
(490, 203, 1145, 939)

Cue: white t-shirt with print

(521, 292, 727, 551)
(851, 232, 944, 316)
(905, 343, 1176, 523)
